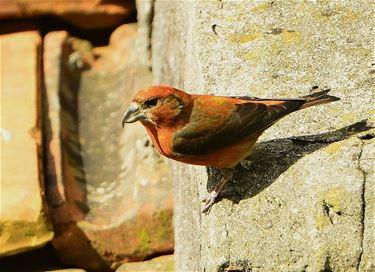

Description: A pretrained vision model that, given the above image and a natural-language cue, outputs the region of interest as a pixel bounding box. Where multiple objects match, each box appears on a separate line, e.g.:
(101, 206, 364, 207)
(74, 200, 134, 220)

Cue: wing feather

(172, 96, 305, 155)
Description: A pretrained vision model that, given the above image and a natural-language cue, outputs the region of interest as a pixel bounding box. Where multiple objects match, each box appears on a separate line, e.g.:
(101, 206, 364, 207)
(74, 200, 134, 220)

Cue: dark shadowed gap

(0, 12, 137, 47)
(0, 243, 65, 272)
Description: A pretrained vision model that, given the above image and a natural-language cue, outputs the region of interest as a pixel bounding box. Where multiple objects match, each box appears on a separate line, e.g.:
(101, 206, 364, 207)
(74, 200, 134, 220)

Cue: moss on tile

(154, 210, 173, 243)
(135, 227, 152, 256)
(0, 213, 53, 256)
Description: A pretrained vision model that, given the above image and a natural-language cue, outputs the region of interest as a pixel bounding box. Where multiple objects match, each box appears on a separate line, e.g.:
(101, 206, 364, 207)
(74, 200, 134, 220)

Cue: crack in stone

(356, 139, 366, 271)
(198, 168, 204, 272)
(226, 201, 234, 266)
(322, 200, 334, 224)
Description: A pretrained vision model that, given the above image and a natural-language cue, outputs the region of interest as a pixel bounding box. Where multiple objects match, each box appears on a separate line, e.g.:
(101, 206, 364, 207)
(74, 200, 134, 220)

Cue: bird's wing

(172, 96, 305, 155)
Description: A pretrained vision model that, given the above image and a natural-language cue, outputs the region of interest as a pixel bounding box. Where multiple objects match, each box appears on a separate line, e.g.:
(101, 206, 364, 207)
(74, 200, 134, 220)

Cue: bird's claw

(201, 191, 218, 213)
(200, 195, 209, 203)
(201, 168, 234, 213)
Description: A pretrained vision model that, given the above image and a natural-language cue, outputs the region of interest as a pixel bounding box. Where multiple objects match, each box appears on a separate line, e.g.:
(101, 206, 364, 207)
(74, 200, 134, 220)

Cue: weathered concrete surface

(0, 31, 53, 256)
(359, 136, 375, 272)
(44, 24, 173, 271)
(152, 1, 374, 271)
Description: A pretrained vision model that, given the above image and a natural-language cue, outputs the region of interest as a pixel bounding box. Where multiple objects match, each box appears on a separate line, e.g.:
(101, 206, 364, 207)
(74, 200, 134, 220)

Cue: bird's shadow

(206, 120, 373, 205)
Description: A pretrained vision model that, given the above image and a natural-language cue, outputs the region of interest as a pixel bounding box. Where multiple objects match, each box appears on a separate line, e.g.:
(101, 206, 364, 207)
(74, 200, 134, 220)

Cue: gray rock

(152, 0, 374, 271)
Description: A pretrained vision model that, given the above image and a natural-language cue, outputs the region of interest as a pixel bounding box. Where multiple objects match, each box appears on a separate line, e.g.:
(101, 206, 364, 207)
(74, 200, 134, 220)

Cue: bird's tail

(300, 89, 340, 109)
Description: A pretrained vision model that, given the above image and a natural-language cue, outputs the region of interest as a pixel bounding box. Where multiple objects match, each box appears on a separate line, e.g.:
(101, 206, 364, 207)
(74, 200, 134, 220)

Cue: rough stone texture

(116, 254, 174, 272)
(0, 0, 135, 29)
(359, 136, 375, 272)
(0, 31, 53, 256)
(44, 24, 173, 271)
(152, 1, 374, 271)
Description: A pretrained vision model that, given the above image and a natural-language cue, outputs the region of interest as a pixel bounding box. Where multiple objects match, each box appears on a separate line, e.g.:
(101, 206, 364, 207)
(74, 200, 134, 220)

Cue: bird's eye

(144, 97, 159, 107)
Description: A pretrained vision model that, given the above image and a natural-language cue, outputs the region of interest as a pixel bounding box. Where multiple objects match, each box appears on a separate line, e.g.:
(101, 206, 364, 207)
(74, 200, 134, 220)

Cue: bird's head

(122, 86, 192, 128)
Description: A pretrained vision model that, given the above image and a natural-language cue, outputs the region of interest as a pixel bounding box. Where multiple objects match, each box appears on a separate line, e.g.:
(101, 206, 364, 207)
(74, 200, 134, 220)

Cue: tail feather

(300, 89, 340, 109)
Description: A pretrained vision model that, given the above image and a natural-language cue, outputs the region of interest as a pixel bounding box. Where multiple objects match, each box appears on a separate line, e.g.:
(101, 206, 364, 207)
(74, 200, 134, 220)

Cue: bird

(122, 86, 340, 212)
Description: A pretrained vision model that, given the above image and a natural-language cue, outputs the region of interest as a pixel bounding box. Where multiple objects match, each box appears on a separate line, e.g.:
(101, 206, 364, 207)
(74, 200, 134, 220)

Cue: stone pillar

(152, 1, 374, 271)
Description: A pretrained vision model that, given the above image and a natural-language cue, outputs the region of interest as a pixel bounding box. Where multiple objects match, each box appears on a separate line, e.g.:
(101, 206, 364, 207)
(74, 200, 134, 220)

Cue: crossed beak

(122, 102, 145, 128)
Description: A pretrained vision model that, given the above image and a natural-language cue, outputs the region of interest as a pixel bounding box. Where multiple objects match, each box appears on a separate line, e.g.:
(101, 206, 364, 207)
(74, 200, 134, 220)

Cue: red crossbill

(122, 86, 340, 212)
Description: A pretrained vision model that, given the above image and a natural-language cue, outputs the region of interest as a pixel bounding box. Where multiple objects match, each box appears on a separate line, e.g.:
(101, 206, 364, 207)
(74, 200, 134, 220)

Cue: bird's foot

(201, 191, 219, 213)
(201, 168, 234, 213)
